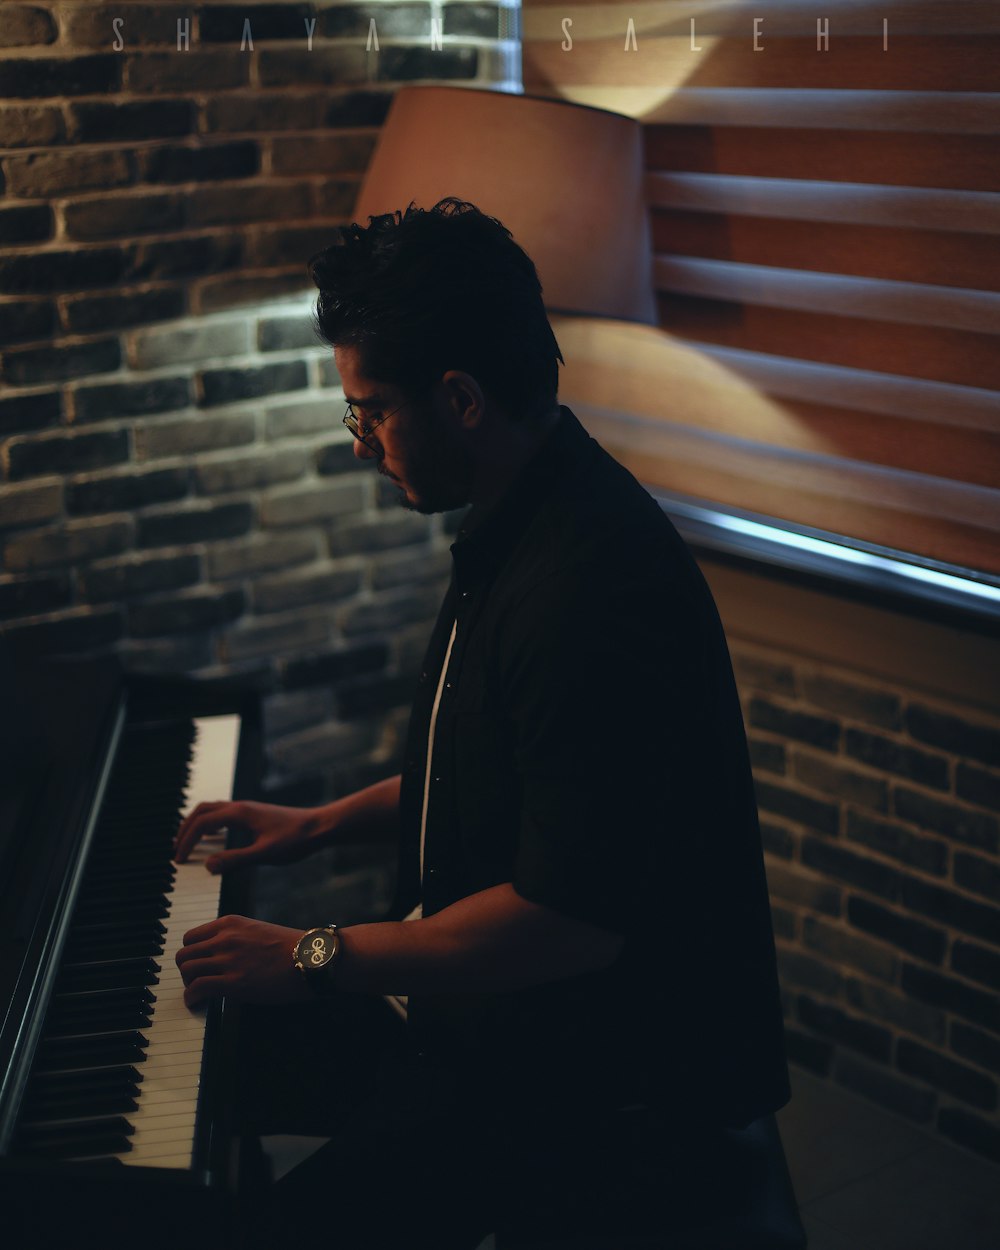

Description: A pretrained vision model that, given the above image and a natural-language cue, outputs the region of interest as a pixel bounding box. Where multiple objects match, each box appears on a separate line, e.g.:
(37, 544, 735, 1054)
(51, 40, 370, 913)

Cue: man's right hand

(173, 800, 325, 873)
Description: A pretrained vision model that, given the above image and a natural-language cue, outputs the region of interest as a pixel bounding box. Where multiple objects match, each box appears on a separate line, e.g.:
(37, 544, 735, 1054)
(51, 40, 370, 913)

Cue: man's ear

(440, 370, 486, 431)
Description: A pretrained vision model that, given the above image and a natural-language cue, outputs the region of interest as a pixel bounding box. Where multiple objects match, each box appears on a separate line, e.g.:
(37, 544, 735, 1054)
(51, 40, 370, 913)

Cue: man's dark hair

(309, 198, 563, 419)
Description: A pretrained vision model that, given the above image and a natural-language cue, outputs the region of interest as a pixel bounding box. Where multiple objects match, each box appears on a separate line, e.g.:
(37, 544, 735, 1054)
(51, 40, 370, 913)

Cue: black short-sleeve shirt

(393, 408, 789, 1128)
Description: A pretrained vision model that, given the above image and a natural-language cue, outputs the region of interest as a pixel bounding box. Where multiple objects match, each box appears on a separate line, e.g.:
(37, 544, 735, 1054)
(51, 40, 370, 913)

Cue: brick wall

(730, 637, 1000, 1163)
(0, 2, 517, 916)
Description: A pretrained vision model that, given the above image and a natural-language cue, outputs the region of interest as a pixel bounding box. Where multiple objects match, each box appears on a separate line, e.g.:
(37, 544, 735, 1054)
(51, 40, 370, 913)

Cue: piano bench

(493, 1112, 808, 1250)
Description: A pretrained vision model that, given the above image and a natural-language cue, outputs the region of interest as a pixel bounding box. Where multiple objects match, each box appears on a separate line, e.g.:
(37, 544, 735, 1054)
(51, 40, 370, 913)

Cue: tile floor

(778, 1065, 1000, 1250)
(262, 1063, 1000, 1248)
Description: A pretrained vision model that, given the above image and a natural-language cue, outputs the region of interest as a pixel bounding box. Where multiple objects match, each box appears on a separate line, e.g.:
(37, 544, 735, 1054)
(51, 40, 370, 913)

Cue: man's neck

(465, 404, 562, 517)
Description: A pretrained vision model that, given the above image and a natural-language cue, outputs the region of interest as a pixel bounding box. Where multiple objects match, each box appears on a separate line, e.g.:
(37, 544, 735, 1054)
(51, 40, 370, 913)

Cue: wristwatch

(292, 924, 341, 996)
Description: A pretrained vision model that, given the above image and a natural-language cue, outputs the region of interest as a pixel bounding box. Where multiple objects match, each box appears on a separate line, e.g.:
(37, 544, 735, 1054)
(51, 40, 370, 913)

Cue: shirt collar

(450, 405, 593, 591)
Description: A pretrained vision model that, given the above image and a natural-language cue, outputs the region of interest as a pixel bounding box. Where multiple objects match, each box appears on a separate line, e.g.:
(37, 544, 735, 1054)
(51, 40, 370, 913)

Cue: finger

(181, 918, 222, 946)
(204, 844, 262, 875)
(174, 802, 234, 863)
(184, 974, 231, 1010)
(174, 800, 226, 848)
(177, 955, 227, 986)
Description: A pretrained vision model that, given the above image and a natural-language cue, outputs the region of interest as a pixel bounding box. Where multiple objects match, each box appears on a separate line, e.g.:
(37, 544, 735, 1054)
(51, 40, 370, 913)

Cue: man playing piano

(173, 200, 791, 1248)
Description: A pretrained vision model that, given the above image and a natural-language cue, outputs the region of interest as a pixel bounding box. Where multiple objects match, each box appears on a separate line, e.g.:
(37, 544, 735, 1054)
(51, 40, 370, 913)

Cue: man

(174, 200, 790, 1248)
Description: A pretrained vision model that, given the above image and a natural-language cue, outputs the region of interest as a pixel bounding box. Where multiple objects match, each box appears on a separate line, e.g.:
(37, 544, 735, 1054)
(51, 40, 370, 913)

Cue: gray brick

(798, 996, 892, 1063)
(847, 895, 946, 964)
(207, 533, 319, 581)
(754, 780, 839, 836)
(316, 440, 366, 477)
(4, 149, 132, 199)
(834, 1053, 934, 1123)
(748, 737, 786, 776)
(265, 398, 339, 440)
(338, 586, 442, 637)
(794, 752, 888, 813)
(222, 611, 331, 664)
(124, 52, 248, 94)
(844, 978, 945, 1044)
(204, 93, 322, 133)
(894, 788, 999, 852)
(195, 448, 307, 495)
(899, 873, 1000, 947)
(954, 851, 1000, 904)
(187, 181, 312, 228)
(902, 963, 1000, 1033)
(1, 55, 119, 99)
(898, 1040, 997, 1110)
(750, 698, 840, 751)
(62, 5, 182, 47)
(0, 105, 64, 147)
(803, 838, 899, 901)
(268, 132, 376, 176)
(957, 763, 1000, 813)
(0, 246, 127, 296)
(4, 339, 121, 388)
(263, 688, 334, 739)
(0, 480, 61, 528)
(135, 414, 256, 461)
(0, 205, 53, 245)
(248, 226, 350, 270)
(319, 356, 341, 388)
(128, 588, 245, 638)
(129, 319, 250, 370)
(731, 650, 796, 696)
(139, 141, 258, 185)
(197, 271, 310, 314)
(776, 950, 843, 998)
(70, 99, 195, 144)
(137, 501, 253, 548)
(937, 1107, 1000, 1163)
(258, 49, 369, 91)
(63, 193, 184, 243)
(4, 519, 131, 573)
(376, 46, 478, 82)
(268, 718, 379, 772)
(0, 607, 124, 656)
(0, 391, 61, 437)
(0, 7, 57, 47)
(200, 4, 316, 41)
(0, 299, 56, 346)
(338, 672, 417, 719)
(760, 820, 795, 859)
(0, 573, 72, 619)
(907, 704, 1000, 768)
(67, 467, 190, 516)
(63, 288, 186, 336)
(129, 233, 242, 284)
(952, 940, 1000, 991)
(200, 361, 308, 407)
(846, 729, 949, 790)
(73, 377, 191, 424)
(259, 315, 322, 353)
(771, 905, 796, 940)
(282, 642, 388, 691)
(763, 861, 841, 916)
(261, 481, 366, 527)
(371, 548, 450, 591)
(311, 178, 360, 218)
(321, 90, 392, 128)
(802, 915, 898, 982)
(253, 566, 364, 615)
(951, 1023, 1000, 1075)
(81, 554, 201, 603)
(443, 4, 502, 37)
(801, 673, 902, 730)
(845, 810, 947, 876)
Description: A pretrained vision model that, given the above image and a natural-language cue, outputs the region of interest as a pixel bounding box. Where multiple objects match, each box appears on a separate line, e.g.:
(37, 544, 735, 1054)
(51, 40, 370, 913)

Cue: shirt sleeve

(500, 560, 705, 934)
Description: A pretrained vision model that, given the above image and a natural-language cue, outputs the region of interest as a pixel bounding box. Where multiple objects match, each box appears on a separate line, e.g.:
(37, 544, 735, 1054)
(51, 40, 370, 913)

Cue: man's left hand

(176, 915, 312, 1009)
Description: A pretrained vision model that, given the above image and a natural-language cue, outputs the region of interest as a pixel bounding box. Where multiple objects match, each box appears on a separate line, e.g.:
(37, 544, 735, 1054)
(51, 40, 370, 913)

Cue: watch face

(298, 930, 335, 969)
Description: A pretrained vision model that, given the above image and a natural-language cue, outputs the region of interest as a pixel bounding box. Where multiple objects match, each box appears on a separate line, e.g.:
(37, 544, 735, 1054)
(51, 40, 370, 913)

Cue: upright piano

(0, 654, 261, 1249)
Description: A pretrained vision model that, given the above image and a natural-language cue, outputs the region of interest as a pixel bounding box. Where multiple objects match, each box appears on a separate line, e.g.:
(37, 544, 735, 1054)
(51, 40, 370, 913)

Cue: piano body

(0, 655, 262, 1249)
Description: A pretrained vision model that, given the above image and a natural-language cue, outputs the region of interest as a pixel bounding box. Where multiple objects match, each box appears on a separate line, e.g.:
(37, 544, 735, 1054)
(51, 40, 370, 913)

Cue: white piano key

(120, 714, 239, 1172)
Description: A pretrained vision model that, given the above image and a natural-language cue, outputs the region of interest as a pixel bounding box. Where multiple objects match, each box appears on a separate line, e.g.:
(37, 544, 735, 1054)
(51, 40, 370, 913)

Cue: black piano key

(58, 959, 160, 993)
(36, 1031, 149, 1072)
(23, 1089, 139, 1119)
(29, 1064, 144, 1092)
(47, 1010, 153, 1037)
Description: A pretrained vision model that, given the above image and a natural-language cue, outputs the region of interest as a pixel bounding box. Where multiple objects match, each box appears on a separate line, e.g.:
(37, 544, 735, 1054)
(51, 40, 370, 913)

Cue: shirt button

(426, 867, 437, 878)
(461, 591, 472, 600)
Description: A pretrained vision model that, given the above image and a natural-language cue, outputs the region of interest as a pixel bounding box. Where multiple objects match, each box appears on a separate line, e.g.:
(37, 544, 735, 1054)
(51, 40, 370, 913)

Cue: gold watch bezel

(292, 925, 341, 975)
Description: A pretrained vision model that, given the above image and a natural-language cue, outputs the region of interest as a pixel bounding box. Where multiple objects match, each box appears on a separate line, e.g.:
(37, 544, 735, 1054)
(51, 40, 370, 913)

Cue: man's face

(335, 344, 474, 516)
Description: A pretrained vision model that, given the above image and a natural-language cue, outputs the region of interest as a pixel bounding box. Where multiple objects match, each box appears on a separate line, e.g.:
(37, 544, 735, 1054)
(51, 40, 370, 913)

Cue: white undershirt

(385, 619, 458, 1021)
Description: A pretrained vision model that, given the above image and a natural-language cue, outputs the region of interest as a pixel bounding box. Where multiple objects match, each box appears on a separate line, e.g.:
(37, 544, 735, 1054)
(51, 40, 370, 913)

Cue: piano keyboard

(14, 714, 240, 1171)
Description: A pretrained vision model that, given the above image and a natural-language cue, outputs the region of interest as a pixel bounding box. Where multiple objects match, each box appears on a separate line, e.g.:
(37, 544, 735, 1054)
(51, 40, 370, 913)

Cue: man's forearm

(330, 883, 624, 995)
(308, 773, 402, 848)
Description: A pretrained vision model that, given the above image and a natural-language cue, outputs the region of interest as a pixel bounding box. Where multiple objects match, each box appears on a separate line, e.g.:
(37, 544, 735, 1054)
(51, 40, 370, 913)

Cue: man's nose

(353, 438, 377, 461)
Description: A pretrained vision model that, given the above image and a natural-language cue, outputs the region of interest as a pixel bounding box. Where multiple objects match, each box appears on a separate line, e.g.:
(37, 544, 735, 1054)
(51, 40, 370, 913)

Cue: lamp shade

(353, 86, 656, 324)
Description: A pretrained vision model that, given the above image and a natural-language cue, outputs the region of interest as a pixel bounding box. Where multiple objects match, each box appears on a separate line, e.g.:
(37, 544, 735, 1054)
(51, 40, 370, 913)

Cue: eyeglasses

(342, 384, 435, 457)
